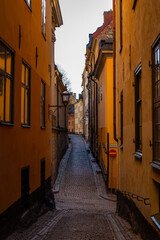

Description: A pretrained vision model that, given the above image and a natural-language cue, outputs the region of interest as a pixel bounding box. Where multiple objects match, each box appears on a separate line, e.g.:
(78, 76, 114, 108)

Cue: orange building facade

(114, 0, 160, 238)
(0, 0, 62, 233)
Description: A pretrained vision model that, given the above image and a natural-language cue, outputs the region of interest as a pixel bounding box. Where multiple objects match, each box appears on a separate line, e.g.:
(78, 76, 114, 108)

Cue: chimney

(104, 11, 113, 24)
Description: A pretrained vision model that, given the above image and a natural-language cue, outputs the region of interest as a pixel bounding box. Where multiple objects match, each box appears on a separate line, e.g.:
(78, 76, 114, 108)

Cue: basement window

(151, 213, 160, 230)
(41, 158, 45, 201)
(21, 166, 30, 210)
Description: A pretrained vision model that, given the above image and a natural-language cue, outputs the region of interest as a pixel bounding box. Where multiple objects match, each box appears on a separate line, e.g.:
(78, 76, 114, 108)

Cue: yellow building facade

(86, 11, 117, 190)
(0, 0, 62, 234)
(115, 0, 160, 237)
(82, 68, 89, 141)
(75, 98, 83, 135)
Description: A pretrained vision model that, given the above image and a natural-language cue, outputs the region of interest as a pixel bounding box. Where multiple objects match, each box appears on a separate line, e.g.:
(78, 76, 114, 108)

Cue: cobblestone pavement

(7, 135, 142, 240)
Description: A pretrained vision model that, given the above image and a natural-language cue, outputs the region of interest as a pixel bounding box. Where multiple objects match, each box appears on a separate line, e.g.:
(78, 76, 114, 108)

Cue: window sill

(150, 162, 160, 171)
(133, 151, 143, 159)
(52, 126, 66, 132)
(0, 121, 14, 126)
(151, 213, 160, 230)
(21, 124, 31, 128)
(41, 126, 46, 130)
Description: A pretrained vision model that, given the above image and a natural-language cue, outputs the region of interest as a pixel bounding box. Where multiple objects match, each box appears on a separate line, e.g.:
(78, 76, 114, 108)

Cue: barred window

(153, 37, 160, 163)
(135, 64, 142, 153)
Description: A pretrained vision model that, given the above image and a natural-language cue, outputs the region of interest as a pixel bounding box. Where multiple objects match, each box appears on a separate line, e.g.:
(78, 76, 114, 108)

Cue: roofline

(92, 11, 113, 39)
(52, 0, 63, 27)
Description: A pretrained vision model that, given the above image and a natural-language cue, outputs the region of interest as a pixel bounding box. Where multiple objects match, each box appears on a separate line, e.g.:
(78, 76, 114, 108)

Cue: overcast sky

(55, 0, 112, 96)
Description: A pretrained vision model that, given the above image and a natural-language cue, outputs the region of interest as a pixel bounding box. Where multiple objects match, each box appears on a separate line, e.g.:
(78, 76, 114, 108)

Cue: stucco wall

(0, 0, 57, 214)
(116, 0, 160, 225)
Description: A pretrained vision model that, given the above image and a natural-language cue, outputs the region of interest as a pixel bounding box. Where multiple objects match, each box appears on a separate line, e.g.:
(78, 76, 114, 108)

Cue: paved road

(7, 135, 142, 240)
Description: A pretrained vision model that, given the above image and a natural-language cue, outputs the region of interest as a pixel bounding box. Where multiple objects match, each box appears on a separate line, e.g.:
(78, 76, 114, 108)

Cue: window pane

(5, 78, 11, 121)
(135, 67, 142, 152)
(155, 106, 160, 124)
(158, 80, 160, 97)
(42, 0, 46, 35)
(21, 87, 24, 123)
(21, 64, 25, 84)
(153, 42, 160, 162)
(25, 89, 28, 124)
(155, 143, 160, 161)
(154, 83, 157, 98)
(155, 125, 160, 141)
(6, 51, 11, 75)
(0, 76, 4, 121)
(0, 44, 5, 71)
(27, 0, 31, 6)
(25, 67, 29, 86)
(139, 126, 142, 150)
(158, 107, 160, 123)
(155, 47, 160, 64)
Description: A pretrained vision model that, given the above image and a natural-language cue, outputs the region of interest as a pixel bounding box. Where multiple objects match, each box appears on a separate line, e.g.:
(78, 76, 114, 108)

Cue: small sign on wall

(110, 144, 118, 148)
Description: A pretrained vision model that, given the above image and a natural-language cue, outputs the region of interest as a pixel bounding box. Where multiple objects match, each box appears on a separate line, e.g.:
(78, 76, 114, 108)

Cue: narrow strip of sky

(55, 0, 112, 96)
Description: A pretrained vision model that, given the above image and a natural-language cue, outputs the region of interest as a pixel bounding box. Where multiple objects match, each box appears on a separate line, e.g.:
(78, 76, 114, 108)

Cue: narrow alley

(7, 135, 142, 240)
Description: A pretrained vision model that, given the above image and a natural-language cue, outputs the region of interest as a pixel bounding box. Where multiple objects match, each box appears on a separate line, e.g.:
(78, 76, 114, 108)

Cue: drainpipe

(57, 78, 59, 128)
(87, 83, 90, 147)
(86, 58, 98, 156)
(94, 81, 96, 154)
(107, 132, 109, 189)
(113, 0, 118, 142)
(90, 78, 93, 151)
(88, 49, 97, 156)
(91, 76, 98, 159)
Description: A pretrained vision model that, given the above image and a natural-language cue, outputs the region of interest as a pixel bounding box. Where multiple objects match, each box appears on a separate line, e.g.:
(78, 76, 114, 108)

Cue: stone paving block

(6, 135, 142, 240)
